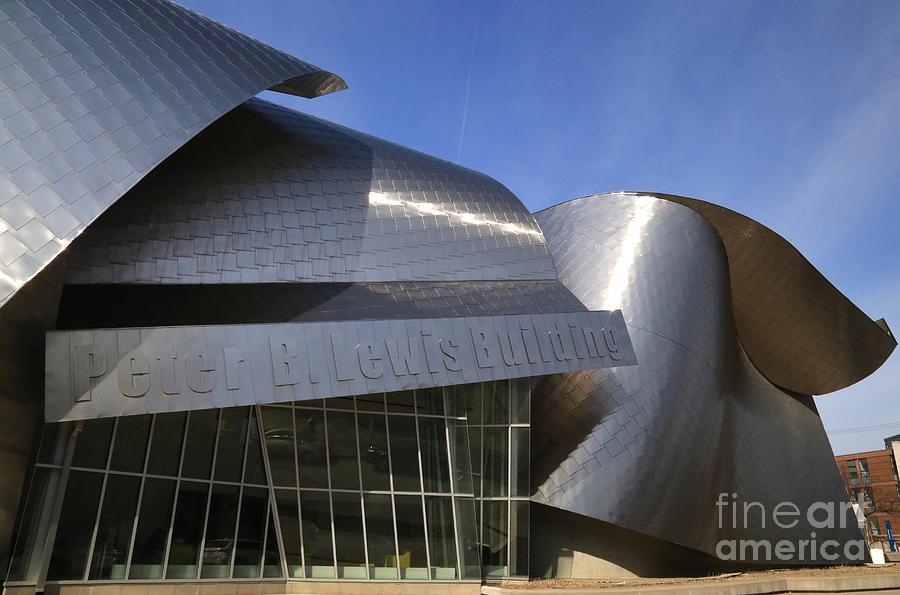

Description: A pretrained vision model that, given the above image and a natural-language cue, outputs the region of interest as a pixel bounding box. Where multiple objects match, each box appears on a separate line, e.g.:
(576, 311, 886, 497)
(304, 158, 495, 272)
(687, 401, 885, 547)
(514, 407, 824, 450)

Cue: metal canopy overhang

(45, 310, 637, 423)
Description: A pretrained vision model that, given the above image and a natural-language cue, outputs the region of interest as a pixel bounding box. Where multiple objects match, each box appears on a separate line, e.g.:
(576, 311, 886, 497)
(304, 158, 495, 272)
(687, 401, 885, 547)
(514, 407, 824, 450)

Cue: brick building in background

(836, 435, 900, 545)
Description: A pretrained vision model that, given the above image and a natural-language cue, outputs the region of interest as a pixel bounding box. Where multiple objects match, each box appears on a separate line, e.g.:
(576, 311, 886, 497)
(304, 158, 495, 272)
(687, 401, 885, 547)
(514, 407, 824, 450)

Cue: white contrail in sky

(456, 3, 481, 163)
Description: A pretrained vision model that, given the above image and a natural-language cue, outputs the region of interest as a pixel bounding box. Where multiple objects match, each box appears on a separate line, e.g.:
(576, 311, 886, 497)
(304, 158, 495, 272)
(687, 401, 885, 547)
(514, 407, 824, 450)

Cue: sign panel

(45, 310, 637, 422)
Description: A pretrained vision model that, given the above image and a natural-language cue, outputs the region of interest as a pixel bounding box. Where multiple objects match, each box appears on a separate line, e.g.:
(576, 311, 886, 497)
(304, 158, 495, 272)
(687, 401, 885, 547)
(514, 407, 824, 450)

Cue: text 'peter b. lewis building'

(0, 1, 895, 593)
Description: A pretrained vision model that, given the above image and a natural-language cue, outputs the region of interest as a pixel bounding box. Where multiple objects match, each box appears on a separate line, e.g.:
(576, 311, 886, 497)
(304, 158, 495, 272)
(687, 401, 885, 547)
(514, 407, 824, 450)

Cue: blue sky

(181, 0, 899, 455)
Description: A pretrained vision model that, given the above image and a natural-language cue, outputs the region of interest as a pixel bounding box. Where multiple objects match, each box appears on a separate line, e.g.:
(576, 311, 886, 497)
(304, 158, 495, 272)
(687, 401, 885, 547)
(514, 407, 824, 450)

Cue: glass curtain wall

(6, 381, 531, 585)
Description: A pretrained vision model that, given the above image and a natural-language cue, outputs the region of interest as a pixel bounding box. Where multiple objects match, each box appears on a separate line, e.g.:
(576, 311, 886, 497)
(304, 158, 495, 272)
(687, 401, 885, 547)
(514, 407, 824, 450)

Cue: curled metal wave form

(533, 193, 868, 563)
(0, 0, 345, 306)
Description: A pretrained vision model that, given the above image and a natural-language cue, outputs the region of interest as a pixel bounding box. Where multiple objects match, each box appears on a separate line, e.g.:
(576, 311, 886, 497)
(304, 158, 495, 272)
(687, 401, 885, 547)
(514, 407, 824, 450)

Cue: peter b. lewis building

(0, 1, 894, 593)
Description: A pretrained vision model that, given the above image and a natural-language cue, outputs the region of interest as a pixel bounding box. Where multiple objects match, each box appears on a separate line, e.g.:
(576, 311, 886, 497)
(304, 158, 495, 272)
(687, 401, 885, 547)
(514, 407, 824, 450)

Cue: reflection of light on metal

(604, 194, 656, 308)
(368, 191, 542, 237)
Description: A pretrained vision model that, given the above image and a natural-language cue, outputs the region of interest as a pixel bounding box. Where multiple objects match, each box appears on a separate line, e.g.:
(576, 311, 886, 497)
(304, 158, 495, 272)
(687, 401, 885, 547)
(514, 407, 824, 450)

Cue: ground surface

(492, 564, 900, 589)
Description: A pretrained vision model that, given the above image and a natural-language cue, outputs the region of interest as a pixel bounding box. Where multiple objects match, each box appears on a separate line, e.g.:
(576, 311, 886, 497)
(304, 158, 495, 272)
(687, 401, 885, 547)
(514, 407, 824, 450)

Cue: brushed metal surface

(637, 192, 895, 395)
(0, 0, 345, 307)
(62, 99, 557, 284)
(45, 310, 636, 422)
(533, 193, 868, 564)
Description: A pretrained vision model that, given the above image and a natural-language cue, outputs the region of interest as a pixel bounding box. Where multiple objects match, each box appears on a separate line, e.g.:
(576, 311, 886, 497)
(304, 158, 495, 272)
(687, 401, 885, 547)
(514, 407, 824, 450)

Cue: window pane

(300, 490, 335, 578)
(332, 492, 366, 578)
(425, 496, 458, 579)
(296, 409, 328, 488)
(89, 475, 141, 579)
(243, 410, 267, 485)
(146, 412, 186, 476)
(263, 508, 283, 577)
(233, 487, 267, 578)
(510, 501, 529, 577)
(448, 419, 473, 494)
(386, 390, 414, 414)
(510, 379, 530, 424)
(416, 387, 444, 416)
(482, 501, 508, 577)
(261, 407, 297, 486)
(446, 384, 480, 421)
(166, 481, 209, 579)
(394, 495, 427, 579)
(214, 407, 249, 482)
(129, 478, 176, 579)
(72, 418, 114, 469)
(327, 396, 355, 410)
(327, 411, 360, 490)
(7, 468, 58, 582)
(37, 423, 69, 465)
(199, 484, 239, 578)
(47, 470, 104, 580)
(356, 393, 385, 412)
(109, 416, 151, 472)
(358, 414, 390, 491)
(470, 429, 483, 499)
(483, 427, 508, 497)
(364, 494, 398, 580)
(389, 416, 421, 492)
(484, 381, 508, 425)
(181, 410, 218, 480)
(455, 497, 481, 579)
(419, 417, 451, 493)
(275, 490, 302, 578)
(510, 428, 529, 497)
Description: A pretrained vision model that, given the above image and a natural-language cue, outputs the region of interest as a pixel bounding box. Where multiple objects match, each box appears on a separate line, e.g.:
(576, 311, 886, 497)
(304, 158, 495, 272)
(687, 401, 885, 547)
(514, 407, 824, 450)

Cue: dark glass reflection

(37, 423, 68, 465)
(454, 497, 481, 579)
(275, 490, 302, 578)
(510, 501, 529, 577)
(449, 419, 473, 494)
(166, 481, 209, 578)
(146, 412, 186, 476)
(358, 413, 390, 491)
(416, 387, 444, 416)
(389, 416, 420, 492)
(296, 409, 328, 488)
(263, 510, 283, 577)
(327, 411, 359, 490)
(89, 474, 141, 579)
(300, 490, 335, 578)
(129, 478, 176, 579)
(482, 500, 508, 577)
(484, 380, 509, 425)
(243, 410, 267, 485)
(47, 470, 103, 580)
(356, 393, 384, 412)
(425, 496, 458, 578)
(332, 492, 366, 578)
(181, 410, 218, 480)
(261, 407, 296, 486)
(483, 427, 508, 497)
(364, 494, 398, 579)
(199, 484, 239, 578)
(419, 417, 451, 493)
(510, 428, 529, 497)
(234, 487, 267, 578)
(510, 379, 529, 424)
(385, 390, 414, 414)
(109, 416, 151, 472)
(7, 468, 54, 582)
(214, 407, 249, 482)
(394, 495, 427, 579)
(72, 418, 114, 469)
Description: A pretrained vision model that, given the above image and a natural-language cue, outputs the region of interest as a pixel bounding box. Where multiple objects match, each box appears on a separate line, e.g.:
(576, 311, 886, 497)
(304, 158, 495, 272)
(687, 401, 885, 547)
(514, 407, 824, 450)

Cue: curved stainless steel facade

(0, 0, 896, 585)
(532, 193, 876, 563)
(62, 99, 556, 284)
(0, 0, 345, 306)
